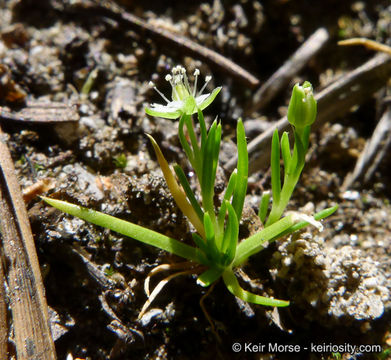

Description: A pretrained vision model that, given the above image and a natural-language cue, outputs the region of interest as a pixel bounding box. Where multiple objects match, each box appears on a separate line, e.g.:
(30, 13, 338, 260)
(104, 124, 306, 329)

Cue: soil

(1, 0, 391, 359)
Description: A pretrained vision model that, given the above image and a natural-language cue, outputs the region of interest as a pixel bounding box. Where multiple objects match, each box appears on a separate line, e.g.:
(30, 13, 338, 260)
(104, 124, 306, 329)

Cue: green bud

(287, 81, 317, 129)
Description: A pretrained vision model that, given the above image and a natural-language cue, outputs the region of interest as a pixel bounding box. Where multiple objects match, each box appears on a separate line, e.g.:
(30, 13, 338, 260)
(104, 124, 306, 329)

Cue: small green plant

(332, 352, 342, 360)
(42, 66, 337, 315)
(34, 162, 45, 171)
(377, 348, 391, 360)
(113, 153, 127, 169)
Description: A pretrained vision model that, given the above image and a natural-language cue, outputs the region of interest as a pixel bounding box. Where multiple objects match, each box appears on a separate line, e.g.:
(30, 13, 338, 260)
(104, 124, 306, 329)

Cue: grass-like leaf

(231, 119, 248, 220)
(221, 202, 239, 266)
(174, 164, 204, 222)
(258, 190, 270, 223)
(191, 233, 210, 265)
(147, 134, 205, 238)
(271, 129, 281, 204)
(217, 170, 237, 233)
(203, 212, 220, 261)
(280, 132, 291, 171)
(201, 120, 219, 213)
(222, 270, 289, 307)
(41, 197, 202, 264)
(233, 214, 296, 267)
(272, 205, 338, 240)
(197, 267, 224, 287)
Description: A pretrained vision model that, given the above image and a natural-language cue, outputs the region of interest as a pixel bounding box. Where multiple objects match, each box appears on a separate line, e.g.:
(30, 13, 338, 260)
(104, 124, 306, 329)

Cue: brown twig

(225, 53, 391, 174)
(342, 106, 391, 190)
(0, 251, 7, 359)
(247, 27, 329, 114)
(0, 102, 79, 124)
(0, 125, 57, 359)
(338, 38, 391, 56)
(64, 0, 259, 88)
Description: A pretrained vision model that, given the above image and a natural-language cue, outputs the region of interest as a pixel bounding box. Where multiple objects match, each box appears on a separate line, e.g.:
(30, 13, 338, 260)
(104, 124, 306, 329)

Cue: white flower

(145, 65, 221, 119)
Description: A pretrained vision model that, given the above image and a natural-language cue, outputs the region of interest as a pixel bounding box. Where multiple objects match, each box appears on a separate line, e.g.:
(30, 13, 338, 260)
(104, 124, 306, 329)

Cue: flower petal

(145, 101, 184, 119)
(145, 107, 182, 119)
(197, 87, 222, 111)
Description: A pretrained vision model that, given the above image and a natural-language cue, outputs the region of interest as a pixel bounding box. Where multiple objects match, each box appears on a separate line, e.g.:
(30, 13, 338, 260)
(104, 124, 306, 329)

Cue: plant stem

(265, 173, 298, 226)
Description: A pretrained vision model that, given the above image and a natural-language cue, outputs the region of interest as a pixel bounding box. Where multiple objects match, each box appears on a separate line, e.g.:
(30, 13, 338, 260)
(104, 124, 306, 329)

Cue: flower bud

(287, 81, 317, 129)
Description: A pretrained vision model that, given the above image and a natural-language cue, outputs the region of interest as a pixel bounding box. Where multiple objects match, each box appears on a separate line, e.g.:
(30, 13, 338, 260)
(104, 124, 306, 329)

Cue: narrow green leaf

(280, 132, 291, 172)
(233, 214, 296, 267)
(147, 134, 205, 238)
(231, 119, 248, 220)
(223, 170, 237, 202)
(258, 190, 270, 223)
(191, 233, 210, 265)
(197, 109, 207, 149)
(203, 212, 220, 261)
(204, 212, 215, 244)
(223, 270, 289, 307)
(221, 202, 239, 266)
(192, 232, 209, 254)
(42, 197, 202, 264)
(216, 201, 227, 248)
(174, 165, 204, 221)
(201, 120, 217, 212)
(201, 120, 216, 183)
(178, 115, 194, 165)
(211, 122, 222, 180)
(271, 205, 338, 240)
(271, 129, 281, 204)
(217, 170, 237, 231)
(197, 267, 224, 287)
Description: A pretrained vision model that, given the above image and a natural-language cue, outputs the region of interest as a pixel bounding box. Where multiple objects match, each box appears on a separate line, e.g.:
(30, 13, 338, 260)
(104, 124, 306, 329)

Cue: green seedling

(80, 67, 99, 98)
(332, 353, 342, 360)
(113, 153, 127, 169)
(377, 348, 391, 360)
(42, 67, 337, 317)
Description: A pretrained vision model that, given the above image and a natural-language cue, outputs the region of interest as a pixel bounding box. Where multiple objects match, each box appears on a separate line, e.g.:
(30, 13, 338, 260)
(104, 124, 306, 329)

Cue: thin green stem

(178, 115, 195, 166)
(265, 173, 299, 226)
(197, 109, 207, 149)
(184, 115, 202, 173)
